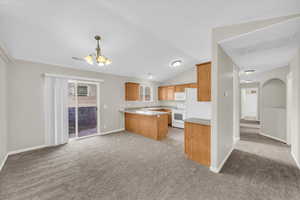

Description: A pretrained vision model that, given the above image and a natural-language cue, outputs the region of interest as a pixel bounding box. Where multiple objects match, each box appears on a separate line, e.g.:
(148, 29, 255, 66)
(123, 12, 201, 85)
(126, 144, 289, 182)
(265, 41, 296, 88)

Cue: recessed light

(147, 73, 153, 80)
(170, 59, 183, 68)
(244, 69, 256, 74)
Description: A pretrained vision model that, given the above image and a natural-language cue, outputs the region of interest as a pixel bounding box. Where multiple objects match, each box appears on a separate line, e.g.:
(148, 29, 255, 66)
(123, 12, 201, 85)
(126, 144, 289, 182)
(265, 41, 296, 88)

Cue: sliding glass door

(68, 81, 100, 138)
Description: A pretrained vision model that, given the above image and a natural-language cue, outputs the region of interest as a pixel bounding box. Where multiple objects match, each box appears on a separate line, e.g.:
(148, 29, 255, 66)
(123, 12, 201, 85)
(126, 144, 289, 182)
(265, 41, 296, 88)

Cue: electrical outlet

(103, 124, 106, 129)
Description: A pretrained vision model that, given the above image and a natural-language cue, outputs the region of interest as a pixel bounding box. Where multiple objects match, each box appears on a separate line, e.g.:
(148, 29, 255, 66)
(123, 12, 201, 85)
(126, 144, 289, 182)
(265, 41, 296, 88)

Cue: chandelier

(73, 35, 112, 66)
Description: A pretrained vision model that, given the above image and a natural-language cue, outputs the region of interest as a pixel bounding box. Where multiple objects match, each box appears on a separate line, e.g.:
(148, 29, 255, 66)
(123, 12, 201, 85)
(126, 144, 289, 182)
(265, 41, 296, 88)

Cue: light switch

(103, 104, 108, 109)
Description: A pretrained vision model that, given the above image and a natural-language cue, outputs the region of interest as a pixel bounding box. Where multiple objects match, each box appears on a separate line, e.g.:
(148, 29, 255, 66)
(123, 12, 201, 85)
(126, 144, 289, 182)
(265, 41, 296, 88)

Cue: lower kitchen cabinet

(184, 122, 211, 167)
(125, 113, 168, 140)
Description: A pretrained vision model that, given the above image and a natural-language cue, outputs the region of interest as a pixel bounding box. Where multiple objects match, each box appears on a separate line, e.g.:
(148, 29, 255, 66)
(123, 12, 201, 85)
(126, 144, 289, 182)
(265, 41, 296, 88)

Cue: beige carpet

(0, 128, 299, 200)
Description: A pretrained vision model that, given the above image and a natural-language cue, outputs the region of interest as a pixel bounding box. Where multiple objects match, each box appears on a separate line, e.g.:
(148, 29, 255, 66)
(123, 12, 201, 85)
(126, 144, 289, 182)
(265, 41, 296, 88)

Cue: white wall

(261, 79, 286, 142)
(211, 15, 297, 173)
(162, 67, 197, 85)
(7, 60, 159, 152)
(242, 66, 289, 121)
(288, 49, 300, 168)
(159, 67, 197, 108)
(0, 55, 8, 170)
(233, 65, 240, 142)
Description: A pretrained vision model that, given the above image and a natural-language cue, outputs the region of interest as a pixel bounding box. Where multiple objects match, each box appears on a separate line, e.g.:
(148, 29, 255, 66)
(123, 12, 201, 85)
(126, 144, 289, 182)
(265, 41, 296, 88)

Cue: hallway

(223, 131, 300, 199)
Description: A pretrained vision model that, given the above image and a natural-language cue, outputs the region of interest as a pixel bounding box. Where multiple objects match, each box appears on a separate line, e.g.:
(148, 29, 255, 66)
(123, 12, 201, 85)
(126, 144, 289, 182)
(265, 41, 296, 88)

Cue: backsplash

(159, 100, 184, 108)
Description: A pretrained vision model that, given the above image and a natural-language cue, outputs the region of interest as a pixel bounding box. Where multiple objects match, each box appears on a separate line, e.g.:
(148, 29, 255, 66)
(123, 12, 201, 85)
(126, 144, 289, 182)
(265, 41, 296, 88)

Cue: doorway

(241, 87, 258, 121)
(68, 80, 100, 138)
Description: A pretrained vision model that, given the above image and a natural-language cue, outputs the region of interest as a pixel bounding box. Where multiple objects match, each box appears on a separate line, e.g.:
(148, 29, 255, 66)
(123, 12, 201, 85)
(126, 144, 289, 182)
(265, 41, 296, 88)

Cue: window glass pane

(77, 83, 97, 137)
(78, 85, 89, 96)
(145, 86, 151, 101)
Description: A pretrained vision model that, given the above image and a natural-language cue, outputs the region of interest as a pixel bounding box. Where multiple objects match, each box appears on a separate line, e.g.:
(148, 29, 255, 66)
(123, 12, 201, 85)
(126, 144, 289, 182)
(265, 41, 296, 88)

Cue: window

(140, 85, 153, 102)
(77, 85, 89, 96)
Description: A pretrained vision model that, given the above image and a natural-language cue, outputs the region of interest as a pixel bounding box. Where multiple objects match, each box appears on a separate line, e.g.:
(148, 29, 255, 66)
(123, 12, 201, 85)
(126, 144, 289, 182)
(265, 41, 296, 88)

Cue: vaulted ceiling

(0, 0, 299, 81)
(220, 16, 300, 79)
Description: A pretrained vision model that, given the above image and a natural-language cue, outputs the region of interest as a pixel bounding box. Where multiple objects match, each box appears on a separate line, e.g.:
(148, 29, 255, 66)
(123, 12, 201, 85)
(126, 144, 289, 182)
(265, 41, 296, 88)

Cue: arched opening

(261, 78, 286, 142)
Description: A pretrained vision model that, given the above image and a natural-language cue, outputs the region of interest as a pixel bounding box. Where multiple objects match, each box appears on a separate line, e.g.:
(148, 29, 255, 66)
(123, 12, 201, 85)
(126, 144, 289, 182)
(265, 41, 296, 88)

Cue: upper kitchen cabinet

(125, 82, 140, 101)
(175, 83, 197, 92)
(158, 86, 166, 100)
(197, 62, 211, 101)
(158, 86, 174, 101)
(159, 84, 197, 101)
(175, 84, 186, 92)
(167, 86, 175, 100)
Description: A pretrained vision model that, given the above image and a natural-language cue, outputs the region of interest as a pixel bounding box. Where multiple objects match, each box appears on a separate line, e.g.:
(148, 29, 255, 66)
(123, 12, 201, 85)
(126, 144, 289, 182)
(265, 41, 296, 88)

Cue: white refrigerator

(185, 88, 211, 120)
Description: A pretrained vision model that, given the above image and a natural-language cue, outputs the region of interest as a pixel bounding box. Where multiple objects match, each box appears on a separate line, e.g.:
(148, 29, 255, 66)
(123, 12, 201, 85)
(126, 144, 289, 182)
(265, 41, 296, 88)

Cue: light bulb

(105, 58, 112, 65)
(97, 56, 106, 63)
(84, 55, 93, 65)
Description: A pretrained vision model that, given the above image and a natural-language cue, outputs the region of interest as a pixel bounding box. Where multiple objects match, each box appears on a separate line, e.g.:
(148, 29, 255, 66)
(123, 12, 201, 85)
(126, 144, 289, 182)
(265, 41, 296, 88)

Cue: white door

(241, 88, 258, 120)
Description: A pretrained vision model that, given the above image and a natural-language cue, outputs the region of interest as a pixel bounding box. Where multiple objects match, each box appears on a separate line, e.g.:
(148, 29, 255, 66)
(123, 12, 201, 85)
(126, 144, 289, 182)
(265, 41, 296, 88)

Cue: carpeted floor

(0, 128, 299, 200)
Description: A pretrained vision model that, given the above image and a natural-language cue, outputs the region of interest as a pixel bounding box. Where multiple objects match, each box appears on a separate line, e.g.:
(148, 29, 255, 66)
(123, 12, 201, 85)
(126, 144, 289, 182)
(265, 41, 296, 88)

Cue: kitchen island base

(125, 113, 168, 140)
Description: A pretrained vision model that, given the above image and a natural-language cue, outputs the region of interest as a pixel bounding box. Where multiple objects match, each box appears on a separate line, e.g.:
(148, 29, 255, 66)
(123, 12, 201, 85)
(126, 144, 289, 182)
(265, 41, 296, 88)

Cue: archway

(261, 78, 286, 142)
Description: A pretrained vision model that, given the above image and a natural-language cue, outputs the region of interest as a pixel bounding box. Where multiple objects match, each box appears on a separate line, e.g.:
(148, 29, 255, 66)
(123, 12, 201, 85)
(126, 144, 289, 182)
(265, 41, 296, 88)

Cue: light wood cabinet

(175, 84, 185, 92)
(184, 122, 211, 167)
(158, 86, 174, 101)
(125, 113, 168, 140)
(167, 86, 175, 100)
(152, 109, 172, 126)
(175, 83, 197, 92)
(197, 62, 211, 101)
(125, 82, 140, 101)
(159, 83, 196, 101)
(158, 86, 166, 100)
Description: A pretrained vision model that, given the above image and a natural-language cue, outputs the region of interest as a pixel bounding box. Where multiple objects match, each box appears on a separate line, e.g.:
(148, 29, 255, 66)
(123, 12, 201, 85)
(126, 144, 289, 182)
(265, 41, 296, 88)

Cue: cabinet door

(197, 62, 211, 101)
(184, 122, 211, 167)
(162, 87, 168, 100)
(191, 124, 210, 166)
(167, 86, 175, 100)
(175, 84, 185, 92)
(125, 82, 140, 101)
(158, 87, 163, 100)
(184, 122, 192, 154)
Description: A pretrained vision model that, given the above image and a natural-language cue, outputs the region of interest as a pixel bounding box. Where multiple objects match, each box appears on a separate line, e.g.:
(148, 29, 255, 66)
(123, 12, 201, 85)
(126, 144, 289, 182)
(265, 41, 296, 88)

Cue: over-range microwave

(174, 92, 186, 101)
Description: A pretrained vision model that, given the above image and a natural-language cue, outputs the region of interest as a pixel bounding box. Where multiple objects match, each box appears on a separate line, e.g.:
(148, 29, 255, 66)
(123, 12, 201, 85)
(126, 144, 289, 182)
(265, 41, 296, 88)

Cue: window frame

(139, 84, 153, 102)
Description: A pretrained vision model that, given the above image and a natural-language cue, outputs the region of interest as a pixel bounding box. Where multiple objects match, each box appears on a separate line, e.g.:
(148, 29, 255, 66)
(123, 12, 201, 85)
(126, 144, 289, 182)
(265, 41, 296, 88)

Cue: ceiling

(0, 0, 299, 81)
(220, 16, 300, 81)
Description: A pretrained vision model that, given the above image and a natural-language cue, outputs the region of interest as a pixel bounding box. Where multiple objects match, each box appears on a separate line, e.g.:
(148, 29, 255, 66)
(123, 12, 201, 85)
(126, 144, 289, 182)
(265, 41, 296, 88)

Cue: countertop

(120, 108, 170, 116)
(185, 118, 211, 126)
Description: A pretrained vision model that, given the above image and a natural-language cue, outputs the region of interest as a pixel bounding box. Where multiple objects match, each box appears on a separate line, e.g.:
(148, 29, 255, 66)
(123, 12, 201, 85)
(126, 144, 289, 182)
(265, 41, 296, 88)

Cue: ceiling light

(245, 80, 253, 83)
(84, 55, 94, 65)
(244, 69, 256, 75)
(170, 59, 183, 68)
(73, 35, 112, 66)
(148, 73, 153, 80)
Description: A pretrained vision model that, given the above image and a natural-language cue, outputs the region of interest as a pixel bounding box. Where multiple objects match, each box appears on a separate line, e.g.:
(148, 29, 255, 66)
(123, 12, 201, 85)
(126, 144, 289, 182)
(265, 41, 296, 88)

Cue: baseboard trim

(5, 128, 125, 162)
(101, 128, 125, 135)
(210, 146, 234, 173)
(260, 132, 287, 144)
(0, 153, 8, 172)
(291, 152, 300, 169)
(8, 145, 49, 156)
(234, 137, 240, 144)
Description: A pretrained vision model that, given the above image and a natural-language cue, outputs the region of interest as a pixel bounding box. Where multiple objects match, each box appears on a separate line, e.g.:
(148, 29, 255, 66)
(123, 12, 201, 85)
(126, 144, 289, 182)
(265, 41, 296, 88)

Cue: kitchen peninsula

(122, 108, 170, 140)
